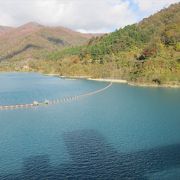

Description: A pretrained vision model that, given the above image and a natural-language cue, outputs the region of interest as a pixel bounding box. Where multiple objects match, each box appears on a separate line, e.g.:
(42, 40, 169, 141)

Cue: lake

(0, 73, 180, 179)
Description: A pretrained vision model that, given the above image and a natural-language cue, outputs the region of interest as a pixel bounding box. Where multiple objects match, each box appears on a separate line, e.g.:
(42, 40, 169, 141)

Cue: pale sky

(0, 0, 179, 33)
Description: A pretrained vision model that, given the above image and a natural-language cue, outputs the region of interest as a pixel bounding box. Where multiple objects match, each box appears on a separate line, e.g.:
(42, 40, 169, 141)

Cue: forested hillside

(1, 3, 180, 86)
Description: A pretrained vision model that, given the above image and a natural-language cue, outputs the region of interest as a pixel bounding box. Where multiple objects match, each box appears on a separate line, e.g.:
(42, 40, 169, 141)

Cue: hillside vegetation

(0, 3, 180, 86)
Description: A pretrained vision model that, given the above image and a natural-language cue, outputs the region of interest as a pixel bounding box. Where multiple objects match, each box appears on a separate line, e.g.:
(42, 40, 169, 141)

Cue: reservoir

(0, 73, 180, 179)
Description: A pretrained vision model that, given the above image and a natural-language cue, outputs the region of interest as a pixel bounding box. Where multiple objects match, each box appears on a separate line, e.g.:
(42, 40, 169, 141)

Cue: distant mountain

(0, 26, 14, 36)
(0, 22, 99, 61)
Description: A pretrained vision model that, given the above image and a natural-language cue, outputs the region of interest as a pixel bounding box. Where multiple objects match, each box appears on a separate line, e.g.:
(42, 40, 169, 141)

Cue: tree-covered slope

(79, 2, 180, 61)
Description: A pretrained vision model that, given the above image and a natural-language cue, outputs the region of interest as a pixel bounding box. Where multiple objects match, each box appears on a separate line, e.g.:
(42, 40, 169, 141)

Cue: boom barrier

(0, 82, 112, 110)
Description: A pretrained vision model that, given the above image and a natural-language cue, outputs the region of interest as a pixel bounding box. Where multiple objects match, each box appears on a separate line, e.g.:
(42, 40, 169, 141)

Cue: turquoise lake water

(0, 73, 180, 179)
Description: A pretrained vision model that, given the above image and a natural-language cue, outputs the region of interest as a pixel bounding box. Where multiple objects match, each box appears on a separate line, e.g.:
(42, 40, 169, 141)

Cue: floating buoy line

(0, 82, 112, 110)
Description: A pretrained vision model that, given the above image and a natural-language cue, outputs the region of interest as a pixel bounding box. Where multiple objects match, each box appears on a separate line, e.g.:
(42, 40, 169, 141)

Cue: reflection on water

(1, 129, 180, 179)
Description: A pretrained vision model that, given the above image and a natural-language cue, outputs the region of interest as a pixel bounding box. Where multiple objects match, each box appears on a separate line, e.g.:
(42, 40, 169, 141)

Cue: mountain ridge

(0, 22, 101, 61)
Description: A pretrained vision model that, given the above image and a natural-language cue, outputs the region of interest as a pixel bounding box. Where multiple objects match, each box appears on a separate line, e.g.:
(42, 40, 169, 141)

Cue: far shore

(1, 71, 180, 88)
(88, 78, 180, 88)
(45, 74, 180, 88)
(127, 82, 180, 89)
(91, 80, 180, 88)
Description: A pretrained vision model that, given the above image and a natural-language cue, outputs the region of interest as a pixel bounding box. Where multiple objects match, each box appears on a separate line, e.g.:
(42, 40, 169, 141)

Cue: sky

(0, 0, 179, 33)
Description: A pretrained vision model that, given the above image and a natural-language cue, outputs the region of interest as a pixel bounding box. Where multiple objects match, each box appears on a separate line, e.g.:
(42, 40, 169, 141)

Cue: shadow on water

(1, 129, 180, 179)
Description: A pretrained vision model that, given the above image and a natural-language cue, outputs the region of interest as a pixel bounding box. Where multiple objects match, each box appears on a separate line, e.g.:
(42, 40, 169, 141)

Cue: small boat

(33, 101, 39, 106)
(44, 100, 49, 105)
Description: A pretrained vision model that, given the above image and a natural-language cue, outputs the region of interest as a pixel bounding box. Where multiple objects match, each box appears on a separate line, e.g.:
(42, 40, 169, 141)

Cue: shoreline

(127, 82, 180, 89)
(87, 78, 127, 84)
(58, 76, 180, 88)
(1, 71, 180, 88)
